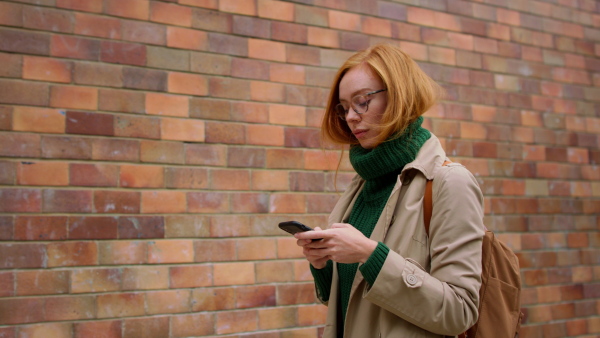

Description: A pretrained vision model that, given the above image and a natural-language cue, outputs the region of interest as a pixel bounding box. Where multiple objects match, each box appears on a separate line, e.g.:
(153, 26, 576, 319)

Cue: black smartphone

(278, 221, 322, 241)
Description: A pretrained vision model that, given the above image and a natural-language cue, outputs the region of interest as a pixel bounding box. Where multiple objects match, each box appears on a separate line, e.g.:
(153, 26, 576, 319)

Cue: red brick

(183, 0, 216, 8)
(92, 138, 140, 162)
(195, 238, 236, 262)
(146, 289, 191, 314)
(68, 216, 118, 240)
(205, 121, 246, 144)
(51, 34, 101, 60)
(97, 293, 145, 318)
(70, 163, 118, 187)
(43, 189, 92, 213)
(50, 86, 98, 110)
(123, 317, 169, 338)
(185, 143, 227, 166)
(140, 140, 185, 164)
(23, 6, 74, 33)
(73, 62, 123, 87)
(0, 79, 49, 107)
(1, 133, 40, 158)
(227, 147, 265, 168)
(232, 192, 269, 214)
(142, 191, 187, 213)
(0, 28, 50, 56)
(0, 2, 23, 27)
(74, 12, 120, 39)
(58, 0, 103, 13)
(98, 89, 145, 114)
(0, 243, 46, 268)
(23, 56, 72, 83)
(187, 192, 229, 213)
(118, 216, 164, 239)
(17, 161, 68, 186)
(237, 285, 276, 308)
(93, 191, 140, 214)
(216, 309, 258, 334)
(304, 150, 341, 171)
(0, 271, 13, 298)
(168, 72, 208, 96)
(122, 21, 166, 46)
(277, 283, 316, 305)
(146, 93, 189, 117)
(246, 125, 284, 146)
(161, 117, 205, 142)
(0, 106, 13, 131)
(298, 304, 327, 326)
(99, 241, 147, 265)
(265, 149, 303, 169)
(269, 193, 306, 213)
(12, 106, 65, 134)
(105, 0, 149, 20)
(210, 216, 249, 238)
(171, 313, 215, 337)
(151, 2, 192, 26)
(165, 215, 210, 238)
(170, 265, 212, 288)
(115, 115, 160, 139)
(45, 296, 95, 321)
(16, 270, 68, 296)
(251, 170, 288, 191)
(165, 167, 208, 189)
(42, 135, 92, 160)
(220, 0, 256, 15)
(47, 241, 97, 267)
(167, 26, 207, 50)
(148, 240, 193, 263)
(66, 111, 113, 136)
(210, 169, 251, 190)
(192, 287, 235, 312)
(0, 298, 45, 324)
(74, 320, 122, 338)
(122, 266, 169, 290)
(100, 41, 146, 66)
(272, 21, 307, 44)
(71, 268, 122, 293)
(192, 8, 232, 33)
(14, 216, 68, 241)
(189, 97, 231, 120)
(256, 260, 302, 283)
(0, 188, 42, 213)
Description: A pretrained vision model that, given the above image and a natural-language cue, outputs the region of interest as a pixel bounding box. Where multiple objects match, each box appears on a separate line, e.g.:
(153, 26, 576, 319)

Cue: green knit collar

(349, 116, 431, 182)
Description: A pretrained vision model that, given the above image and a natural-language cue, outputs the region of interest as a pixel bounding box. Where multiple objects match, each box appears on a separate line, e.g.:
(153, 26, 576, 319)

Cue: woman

(295, 44, 485, 337)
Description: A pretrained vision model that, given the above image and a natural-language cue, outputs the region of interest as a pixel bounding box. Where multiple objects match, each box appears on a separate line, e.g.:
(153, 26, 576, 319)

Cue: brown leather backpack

(424, 162, 523, 338)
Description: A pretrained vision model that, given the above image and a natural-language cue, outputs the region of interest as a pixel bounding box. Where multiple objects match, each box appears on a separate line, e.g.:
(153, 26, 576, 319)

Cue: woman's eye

(354, 96, 369, 107)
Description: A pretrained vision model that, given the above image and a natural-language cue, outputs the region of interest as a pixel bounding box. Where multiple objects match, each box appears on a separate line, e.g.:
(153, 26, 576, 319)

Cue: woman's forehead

(338, 64, 383, 98)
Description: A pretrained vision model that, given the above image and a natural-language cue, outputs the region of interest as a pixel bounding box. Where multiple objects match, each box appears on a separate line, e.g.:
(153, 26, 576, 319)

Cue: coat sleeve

(362, 165, 485, 336)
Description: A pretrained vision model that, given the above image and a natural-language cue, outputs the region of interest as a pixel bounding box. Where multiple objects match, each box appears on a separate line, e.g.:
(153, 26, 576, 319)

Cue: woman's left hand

(295, 223, 378, 264)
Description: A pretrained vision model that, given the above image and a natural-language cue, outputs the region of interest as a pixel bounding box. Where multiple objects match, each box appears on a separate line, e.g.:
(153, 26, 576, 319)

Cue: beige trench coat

(319, 134, 485, 338)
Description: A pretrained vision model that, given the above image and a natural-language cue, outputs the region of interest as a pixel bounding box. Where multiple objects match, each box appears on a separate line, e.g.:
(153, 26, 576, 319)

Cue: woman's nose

(345, 107, 361, 122)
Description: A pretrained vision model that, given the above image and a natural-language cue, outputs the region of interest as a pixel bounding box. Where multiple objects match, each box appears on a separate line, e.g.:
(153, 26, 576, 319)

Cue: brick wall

(0, 0, 598, 337)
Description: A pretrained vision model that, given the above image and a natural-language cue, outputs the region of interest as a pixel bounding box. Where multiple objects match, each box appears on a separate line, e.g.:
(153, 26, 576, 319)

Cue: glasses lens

(352, 95, 369, 114)
(335, 103, 348, 120)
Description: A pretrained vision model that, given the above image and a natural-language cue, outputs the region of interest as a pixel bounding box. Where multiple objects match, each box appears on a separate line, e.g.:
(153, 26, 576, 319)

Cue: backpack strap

(424, 160, 452, 236)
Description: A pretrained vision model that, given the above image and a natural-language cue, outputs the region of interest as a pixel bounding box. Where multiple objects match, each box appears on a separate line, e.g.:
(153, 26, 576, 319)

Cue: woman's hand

(295, 223, 378, 267)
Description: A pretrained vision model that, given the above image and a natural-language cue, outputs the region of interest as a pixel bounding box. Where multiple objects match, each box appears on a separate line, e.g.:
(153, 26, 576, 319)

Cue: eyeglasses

(335, 89, 387, 120)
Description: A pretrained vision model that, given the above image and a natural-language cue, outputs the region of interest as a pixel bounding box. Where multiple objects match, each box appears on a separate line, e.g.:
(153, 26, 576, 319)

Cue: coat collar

(400, 133, 447, 181)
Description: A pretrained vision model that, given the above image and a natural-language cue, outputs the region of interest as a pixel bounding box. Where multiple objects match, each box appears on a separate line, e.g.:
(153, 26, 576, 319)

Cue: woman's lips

(353, 129, 367, 138)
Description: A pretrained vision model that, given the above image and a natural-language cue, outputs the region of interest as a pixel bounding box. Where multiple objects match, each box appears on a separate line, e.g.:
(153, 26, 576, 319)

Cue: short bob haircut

(321, 44, 442, 147)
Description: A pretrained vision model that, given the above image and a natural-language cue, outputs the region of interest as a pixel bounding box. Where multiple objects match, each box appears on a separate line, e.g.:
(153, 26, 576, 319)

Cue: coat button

(406, 274, 418, 285)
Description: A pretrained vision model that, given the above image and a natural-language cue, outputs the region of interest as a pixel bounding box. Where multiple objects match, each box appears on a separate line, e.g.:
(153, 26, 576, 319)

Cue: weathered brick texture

(0, 0, 598, 337)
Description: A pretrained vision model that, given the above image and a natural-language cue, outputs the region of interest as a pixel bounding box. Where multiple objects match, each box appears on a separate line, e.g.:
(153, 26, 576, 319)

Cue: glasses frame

(335, 89, 387, 120)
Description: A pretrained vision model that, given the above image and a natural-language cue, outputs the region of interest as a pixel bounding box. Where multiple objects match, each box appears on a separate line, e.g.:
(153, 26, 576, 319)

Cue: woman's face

(338, 63, 388, 149)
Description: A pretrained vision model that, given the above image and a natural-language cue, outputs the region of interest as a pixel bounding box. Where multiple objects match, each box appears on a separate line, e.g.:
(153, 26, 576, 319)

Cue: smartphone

(278, 221, 322, 241)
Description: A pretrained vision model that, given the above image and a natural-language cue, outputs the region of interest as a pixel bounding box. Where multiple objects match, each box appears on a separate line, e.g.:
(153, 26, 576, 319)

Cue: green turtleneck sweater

(310, 116, 431, 333)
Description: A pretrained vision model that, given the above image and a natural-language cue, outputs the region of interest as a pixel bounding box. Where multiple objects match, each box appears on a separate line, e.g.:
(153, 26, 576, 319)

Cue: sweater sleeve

(359, 241, 390, 286)
(310, 260, 333, 302)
